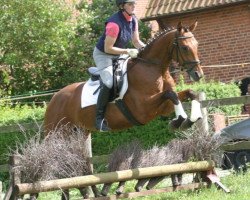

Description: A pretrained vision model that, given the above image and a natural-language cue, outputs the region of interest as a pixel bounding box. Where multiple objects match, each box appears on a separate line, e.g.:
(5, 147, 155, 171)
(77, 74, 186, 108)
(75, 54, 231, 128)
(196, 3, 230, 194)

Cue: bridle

(135, 31, 201, 71)
(170, 32, 201, 73)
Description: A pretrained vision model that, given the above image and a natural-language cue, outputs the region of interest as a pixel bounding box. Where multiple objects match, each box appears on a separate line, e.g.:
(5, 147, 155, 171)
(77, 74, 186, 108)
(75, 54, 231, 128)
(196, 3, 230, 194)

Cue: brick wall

(155, 3, 250, 83)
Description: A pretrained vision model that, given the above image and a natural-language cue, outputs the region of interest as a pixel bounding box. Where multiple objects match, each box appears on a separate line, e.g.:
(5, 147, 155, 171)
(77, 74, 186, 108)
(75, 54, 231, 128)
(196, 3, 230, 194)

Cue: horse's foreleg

(163, 90, 187, 129)
(177, 89, 203, 129)
(178, 89, 202, 122)
(164, 90, 187, 119)
(164, 89, 202, 129)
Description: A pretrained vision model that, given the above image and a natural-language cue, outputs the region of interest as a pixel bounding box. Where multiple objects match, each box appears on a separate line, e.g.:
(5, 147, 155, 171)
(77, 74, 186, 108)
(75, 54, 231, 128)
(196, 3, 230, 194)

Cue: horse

(43, 21, 204, 198)
(44, 21, 203, 134)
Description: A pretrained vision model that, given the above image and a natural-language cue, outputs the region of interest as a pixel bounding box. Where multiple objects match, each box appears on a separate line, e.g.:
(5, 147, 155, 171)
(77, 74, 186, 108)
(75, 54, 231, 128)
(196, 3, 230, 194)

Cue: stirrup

(96, 119, 110, 132)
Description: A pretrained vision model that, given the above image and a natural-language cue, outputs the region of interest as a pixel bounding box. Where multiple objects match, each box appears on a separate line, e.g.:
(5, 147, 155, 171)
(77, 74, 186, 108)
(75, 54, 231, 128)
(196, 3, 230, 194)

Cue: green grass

(19, 170, 249, 200)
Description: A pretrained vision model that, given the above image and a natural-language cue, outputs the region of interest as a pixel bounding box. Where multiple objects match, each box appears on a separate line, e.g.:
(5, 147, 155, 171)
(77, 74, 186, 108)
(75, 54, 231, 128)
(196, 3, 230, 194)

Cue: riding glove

(127, 48, 139, 58)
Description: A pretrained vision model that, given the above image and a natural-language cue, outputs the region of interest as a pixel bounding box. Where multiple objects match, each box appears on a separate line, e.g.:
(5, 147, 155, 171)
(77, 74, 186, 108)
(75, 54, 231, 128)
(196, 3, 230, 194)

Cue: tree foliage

(0, 0, 151, 97)
(0, 0, 76, 95)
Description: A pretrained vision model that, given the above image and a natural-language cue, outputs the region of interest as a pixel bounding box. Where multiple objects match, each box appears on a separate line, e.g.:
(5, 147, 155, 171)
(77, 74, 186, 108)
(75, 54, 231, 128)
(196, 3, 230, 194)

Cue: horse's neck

(126, 30, 175, 95)
(142, 31, 175, 68)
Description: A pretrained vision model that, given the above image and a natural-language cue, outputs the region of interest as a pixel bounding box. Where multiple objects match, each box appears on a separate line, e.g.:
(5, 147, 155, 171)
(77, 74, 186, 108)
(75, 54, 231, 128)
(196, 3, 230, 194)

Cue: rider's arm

(132, 20, 146, 49)
(104, 22, 128, 55)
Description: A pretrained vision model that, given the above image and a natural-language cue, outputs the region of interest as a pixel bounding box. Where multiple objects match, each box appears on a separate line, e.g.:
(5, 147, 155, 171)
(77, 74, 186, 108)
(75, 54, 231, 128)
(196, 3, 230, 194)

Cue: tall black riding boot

(95, 84, 111, 132)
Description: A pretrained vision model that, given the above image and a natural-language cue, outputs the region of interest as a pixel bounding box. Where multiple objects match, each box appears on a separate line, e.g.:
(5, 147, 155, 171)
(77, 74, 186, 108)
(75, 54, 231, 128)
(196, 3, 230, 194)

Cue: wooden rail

(14, 161, 214, 196)
(182, 95, 250, 109)
(0, 92, 56, 102)
(0, 122, 43, 134)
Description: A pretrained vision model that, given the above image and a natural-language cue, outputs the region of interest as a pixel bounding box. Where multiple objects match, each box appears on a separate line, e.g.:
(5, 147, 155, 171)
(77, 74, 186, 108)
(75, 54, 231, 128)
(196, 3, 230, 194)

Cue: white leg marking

(174, 101, 187, 119)
(190, 100, 203, 122)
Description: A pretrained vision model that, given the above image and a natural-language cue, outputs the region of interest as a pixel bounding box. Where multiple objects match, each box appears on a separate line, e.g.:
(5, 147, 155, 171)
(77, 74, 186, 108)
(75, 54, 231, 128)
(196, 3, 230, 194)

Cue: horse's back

(44, 82, 85, 134)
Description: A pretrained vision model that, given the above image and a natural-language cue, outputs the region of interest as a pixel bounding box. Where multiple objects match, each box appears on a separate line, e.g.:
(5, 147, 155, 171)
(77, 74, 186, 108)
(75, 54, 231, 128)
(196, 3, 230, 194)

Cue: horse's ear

(177, 22, 183, 31)
(177, 22, 184, 33)
(189, 21, 198, 32)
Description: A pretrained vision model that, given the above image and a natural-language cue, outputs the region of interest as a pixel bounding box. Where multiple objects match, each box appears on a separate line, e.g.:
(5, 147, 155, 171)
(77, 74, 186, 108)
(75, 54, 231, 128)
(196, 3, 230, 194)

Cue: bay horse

(44, 21, 203, 134)
(42, 21, 203, 198)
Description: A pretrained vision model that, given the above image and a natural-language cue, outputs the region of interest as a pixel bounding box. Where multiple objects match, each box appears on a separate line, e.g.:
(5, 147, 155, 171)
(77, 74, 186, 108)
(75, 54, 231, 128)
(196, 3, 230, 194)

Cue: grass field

(23, 169, 249, 200)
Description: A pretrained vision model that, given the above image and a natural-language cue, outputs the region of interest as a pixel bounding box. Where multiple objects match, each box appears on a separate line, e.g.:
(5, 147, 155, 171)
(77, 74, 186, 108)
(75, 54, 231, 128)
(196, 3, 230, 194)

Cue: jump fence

(5, 158, 229, 200)
(1, 94, 247, 199)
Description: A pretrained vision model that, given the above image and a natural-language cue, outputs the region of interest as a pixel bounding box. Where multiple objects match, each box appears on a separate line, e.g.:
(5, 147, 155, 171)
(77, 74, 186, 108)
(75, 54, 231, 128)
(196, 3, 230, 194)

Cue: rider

(93, 0, 145, 132)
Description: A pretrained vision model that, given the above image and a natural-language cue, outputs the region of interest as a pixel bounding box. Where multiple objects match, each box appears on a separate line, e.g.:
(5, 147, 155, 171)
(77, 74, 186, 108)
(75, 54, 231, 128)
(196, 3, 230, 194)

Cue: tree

(0, 0, 151, 97)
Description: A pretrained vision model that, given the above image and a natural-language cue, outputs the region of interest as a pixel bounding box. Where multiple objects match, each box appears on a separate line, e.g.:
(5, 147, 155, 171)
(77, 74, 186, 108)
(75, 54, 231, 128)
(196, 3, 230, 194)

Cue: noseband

(171, 33, 201, 72)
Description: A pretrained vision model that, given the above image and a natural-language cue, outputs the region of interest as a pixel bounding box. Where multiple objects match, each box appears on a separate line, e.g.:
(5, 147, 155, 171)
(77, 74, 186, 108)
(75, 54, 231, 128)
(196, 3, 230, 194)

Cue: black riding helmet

(116, 0, 136, 7)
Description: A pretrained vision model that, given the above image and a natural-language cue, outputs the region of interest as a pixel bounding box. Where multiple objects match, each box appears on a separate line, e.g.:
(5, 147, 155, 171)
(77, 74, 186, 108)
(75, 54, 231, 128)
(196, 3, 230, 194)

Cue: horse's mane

(138, 27, 176, 57)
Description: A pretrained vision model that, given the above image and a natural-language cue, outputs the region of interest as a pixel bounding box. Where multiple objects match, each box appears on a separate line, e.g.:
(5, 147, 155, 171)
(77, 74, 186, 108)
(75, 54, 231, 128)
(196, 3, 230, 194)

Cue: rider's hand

(127, 48, 139, 58)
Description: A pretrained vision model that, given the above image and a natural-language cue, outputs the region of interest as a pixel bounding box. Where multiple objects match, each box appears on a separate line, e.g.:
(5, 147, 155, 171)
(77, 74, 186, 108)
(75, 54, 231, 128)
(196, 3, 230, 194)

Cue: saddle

(88, 56, 128, 101)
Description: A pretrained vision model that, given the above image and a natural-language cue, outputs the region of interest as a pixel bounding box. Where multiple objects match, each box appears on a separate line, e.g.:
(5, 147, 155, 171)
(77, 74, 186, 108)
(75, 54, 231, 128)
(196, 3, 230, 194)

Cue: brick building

(139, 0, 250, 84)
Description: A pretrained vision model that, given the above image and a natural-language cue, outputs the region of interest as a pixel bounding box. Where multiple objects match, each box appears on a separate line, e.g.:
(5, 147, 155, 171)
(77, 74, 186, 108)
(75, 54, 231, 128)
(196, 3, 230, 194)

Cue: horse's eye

(181, 46, 189, 51)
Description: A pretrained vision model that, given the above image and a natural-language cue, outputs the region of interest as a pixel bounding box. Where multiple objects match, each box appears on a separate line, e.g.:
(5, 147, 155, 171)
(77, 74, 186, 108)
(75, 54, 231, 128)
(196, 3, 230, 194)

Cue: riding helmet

(116, 0, 136, 7)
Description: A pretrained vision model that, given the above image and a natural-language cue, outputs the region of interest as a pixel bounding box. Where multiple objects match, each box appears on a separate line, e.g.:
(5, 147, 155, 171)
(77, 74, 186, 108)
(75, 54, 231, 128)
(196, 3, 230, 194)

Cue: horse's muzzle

(189, 70, 203, 82)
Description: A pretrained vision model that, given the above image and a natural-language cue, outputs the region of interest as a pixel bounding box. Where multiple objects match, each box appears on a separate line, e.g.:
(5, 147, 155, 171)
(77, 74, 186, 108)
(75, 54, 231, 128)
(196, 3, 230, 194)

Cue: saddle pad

(81, 59, 129, 108)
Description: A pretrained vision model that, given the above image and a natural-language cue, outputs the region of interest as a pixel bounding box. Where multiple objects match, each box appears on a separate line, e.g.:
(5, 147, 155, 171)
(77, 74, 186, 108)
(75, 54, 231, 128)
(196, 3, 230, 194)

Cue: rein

(135, 57, 161, 66)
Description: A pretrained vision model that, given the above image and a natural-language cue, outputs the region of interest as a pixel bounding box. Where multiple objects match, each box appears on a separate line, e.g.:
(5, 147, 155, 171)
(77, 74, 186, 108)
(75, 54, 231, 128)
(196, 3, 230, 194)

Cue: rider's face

(123, 2, 136, 15)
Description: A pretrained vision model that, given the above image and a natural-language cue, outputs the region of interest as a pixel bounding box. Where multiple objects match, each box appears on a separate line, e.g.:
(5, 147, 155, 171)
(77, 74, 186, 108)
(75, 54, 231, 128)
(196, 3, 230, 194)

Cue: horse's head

(171, 21, 204, 81)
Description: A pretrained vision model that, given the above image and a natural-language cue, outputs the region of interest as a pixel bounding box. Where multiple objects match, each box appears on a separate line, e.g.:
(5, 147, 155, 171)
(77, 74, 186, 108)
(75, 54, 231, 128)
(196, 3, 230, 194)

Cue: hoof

(169, 115, 186, 130)
(180, 118, 194, 130)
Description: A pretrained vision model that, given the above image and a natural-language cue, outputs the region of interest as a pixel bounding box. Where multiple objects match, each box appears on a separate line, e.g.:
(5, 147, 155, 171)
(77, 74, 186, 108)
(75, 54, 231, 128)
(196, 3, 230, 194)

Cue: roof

(142, 0, 248, 21)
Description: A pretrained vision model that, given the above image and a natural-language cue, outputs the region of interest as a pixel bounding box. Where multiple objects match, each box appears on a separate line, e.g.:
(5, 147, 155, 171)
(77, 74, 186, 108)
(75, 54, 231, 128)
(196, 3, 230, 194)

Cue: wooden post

(197, 92, 209, 134)
(14, 161, 214, 195)
(86, 133, 93, 170)
(4, 156, 21, 200)
(0, 181, 2, 200)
